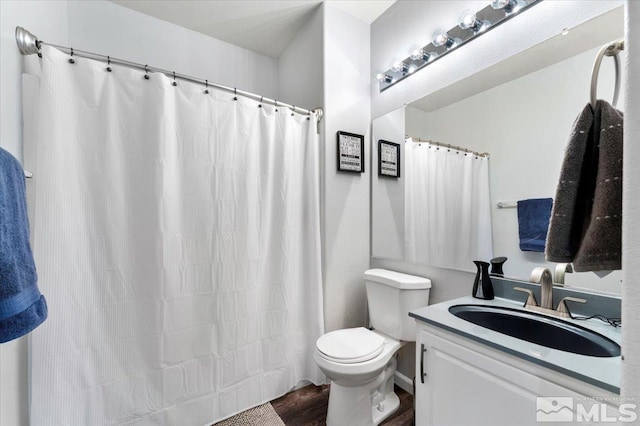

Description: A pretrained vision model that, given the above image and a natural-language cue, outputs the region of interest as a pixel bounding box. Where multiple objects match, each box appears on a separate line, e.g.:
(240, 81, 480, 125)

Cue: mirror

(371, 7, 624, 294)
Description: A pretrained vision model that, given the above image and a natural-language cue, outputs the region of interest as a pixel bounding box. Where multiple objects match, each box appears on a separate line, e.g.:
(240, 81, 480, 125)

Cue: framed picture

(337, 131, 365, 173)
(378, 140, 401, 178)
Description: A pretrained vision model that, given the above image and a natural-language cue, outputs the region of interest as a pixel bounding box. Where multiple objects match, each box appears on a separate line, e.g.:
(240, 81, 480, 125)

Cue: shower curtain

(25, 45, 324, 425)
(404, 139, 493, 270)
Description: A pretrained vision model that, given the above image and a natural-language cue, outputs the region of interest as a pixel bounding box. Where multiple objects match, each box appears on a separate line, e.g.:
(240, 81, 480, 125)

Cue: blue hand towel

(0, 147, 47, 343)
(517, 198, 553, 252)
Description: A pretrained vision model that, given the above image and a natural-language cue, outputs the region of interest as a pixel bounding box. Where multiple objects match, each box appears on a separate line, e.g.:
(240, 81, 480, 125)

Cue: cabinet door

(414, 327, 620, 426)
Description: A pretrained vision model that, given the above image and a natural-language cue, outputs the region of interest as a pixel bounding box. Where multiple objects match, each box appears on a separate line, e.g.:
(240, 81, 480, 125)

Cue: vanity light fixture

(374, 0, 541, 92)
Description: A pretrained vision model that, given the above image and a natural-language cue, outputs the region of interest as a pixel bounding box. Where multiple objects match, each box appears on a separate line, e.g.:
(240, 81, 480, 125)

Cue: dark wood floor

(271, 384, 413, 426)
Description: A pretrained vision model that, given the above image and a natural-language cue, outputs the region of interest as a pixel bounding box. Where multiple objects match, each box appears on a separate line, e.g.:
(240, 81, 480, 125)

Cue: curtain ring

(106, 56, 112, 72)
(233, 88, 238, 101)
(68, 47, 75, 64)
(204, 79, 209, 94)
(172, 71, 177, 86)
(144, 64, 150, 80)
(258, 96, 263, 108)
(275, 100, 278, 112)
(307, 109, 311, 120)
(291, 105, 295, 117)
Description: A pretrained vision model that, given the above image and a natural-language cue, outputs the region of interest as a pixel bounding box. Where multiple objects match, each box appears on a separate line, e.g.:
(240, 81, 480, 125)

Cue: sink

(448, 304, 620, 357)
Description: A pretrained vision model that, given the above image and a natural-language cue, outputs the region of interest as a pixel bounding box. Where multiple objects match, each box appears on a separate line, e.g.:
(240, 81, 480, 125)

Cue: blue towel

(517, 198, 553, 252)
(0, 147, 47, 343)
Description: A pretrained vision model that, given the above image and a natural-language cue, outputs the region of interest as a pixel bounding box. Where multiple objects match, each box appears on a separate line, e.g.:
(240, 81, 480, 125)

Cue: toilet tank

(364, 269, 431, 342)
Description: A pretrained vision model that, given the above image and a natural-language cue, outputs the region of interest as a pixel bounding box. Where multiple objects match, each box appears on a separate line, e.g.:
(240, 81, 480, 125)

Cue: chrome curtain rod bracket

(16, 27, 40, 55)
(15, 26, 325, 129)
(590, 39, 624, 109)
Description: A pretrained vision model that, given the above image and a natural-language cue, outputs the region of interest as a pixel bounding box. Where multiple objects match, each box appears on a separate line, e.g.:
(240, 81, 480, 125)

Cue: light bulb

(410, 48, 423, 61)
(491, 0, 524, 14)
(376, 73, 392, 83)
(491, 0, 510, 8)
(410, 48, 433, 63)
(459, 9, 489, 32)
(432, 30, 456, 48)
(392, 61, 408, 74)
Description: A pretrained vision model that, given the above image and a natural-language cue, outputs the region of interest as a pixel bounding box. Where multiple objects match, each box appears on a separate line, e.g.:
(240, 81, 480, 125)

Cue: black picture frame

(378, 140, 401, 178)
(337, 131, 365, 173)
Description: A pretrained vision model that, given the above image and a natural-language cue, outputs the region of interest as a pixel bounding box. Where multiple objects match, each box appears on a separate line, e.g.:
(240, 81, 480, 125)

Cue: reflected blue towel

(0, 147, 47, 343)
(517, 198, 553, 252)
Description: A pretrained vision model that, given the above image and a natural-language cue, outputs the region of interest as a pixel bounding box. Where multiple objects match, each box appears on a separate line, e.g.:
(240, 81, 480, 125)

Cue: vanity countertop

(410, 296, 621, 394)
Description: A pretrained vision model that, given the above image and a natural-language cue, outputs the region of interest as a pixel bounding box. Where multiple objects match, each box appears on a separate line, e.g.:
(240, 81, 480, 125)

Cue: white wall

(404, 46, 623, 293)
(0, 4, 70, 424)
(66, 1, 278, 101)
(278, 7, 323, 112)
(622, 0, 640, 405)
(322, 4, 371, 332)
(0, 2, 279, 424)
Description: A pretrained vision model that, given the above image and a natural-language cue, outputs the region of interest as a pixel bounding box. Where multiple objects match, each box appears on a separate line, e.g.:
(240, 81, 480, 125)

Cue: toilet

(315, 269, 432, 426)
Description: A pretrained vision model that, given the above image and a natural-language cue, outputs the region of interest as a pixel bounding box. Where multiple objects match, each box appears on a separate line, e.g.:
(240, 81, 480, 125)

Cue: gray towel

(0, 147, 47, 343)
(546, 101, 623, 271)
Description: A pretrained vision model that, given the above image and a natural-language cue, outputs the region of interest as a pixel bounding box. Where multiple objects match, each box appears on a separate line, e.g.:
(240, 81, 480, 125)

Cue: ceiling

(110, 0, 396, 58)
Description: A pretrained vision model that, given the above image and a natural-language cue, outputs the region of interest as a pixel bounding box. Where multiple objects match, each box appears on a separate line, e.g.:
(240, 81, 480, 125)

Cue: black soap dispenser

(472, 260, 494, 300)
(490, 256, 508, 277)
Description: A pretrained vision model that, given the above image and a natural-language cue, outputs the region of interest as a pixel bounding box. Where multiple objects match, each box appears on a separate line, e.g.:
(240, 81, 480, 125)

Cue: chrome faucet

(530, 267, 554, 309)
(514, 266, 587, 318)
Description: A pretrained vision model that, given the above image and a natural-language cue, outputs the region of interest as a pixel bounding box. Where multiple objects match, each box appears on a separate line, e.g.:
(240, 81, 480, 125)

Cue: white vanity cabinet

(414, 322, 622, 426)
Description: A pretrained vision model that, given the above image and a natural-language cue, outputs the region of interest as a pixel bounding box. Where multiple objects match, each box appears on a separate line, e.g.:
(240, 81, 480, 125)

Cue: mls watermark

(537, 396, 638, 423)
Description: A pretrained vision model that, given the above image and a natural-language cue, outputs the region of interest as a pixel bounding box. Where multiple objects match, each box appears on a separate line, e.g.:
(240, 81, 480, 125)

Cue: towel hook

(590, 39, 624, 109)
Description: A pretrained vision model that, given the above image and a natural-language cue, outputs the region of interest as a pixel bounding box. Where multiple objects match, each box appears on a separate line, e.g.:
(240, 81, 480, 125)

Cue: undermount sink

(448, 304, 620, 358)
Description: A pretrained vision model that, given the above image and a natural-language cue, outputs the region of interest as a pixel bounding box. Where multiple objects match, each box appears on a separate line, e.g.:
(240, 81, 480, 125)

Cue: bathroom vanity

(411, 296, 623, 426)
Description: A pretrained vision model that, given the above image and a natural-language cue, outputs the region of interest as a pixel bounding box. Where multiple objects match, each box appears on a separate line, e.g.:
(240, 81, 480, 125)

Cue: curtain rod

(405, 134, 489, 158)
(15, 27, 324, 126)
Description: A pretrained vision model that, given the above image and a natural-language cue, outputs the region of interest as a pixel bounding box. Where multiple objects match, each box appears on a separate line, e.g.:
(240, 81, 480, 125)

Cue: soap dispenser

(472, 260, 494, 300)
(490, 256, 508, 277)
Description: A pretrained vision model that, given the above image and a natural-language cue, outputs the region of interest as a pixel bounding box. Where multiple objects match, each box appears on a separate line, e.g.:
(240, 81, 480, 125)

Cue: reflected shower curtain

(26, 45, 323, 425)
(404, 139, 493, 270)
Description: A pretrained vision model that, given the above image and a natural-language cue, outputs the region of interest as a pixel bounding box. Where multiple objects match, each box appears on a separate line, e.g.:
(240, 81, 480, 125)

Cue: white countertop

(410, 296, 621, 393)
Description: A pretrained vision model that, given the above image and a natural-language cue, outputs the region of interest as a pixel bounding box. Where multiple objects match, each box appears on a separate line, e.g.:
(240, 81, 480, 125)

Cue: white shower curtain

(404, 139, 493, 270)
(26, 45, 324, 425)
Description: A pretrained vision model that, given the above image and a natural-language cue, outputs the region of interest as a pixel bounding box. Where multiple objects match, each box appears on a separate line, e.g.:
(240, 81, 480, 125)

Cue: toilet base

(326, 357, 399, 426)
(371, 391, 400, 425)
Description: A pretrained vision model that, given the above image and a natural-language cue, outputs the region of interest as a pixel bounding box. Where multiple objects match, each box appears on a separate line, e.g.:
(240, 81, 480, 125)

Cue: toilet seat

(316, 327, 385, 364)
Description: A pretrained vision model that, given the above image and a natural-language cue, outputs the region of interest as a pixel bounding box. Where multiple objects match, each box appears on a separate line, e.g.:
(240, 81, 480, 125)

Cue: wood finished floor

(271, 384, 413, 426)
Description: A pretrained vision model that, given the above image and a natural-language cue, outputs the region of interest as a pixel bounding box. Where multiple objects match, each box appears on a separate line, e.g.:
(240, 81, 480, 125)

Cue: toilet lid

(316, 327, 385, 364)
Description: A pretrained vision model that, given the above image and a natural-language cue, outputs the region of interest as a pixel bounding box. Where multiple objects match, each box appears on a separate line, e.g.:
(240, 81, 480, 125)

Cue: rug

(213, 403, 286, 426)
